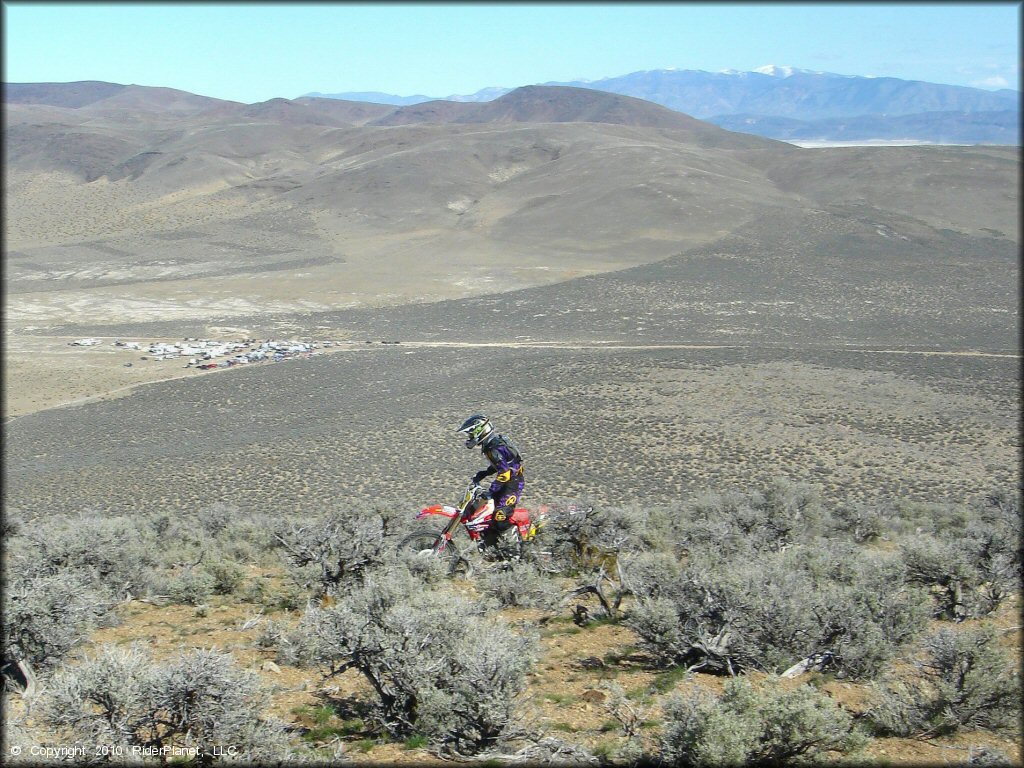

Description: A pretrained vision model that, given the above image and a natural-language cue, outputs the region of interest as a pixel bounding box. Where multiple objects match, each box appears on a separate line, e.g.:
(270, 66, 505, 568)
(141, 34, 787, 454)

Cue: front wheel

(397, 531, 464, 573)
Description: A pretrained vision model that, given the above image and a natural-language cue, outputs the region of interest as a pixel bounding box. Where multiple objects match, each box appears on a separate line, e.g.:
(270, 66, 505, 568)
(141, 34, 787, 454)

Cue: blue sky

(3, 2, 1020, 104)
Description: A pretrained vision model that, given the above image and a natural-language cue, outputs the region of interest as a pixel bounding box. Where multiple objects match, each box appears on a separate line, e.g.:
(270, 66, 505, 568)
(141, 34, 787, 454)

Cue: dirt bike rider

(456, 414, 525, 549)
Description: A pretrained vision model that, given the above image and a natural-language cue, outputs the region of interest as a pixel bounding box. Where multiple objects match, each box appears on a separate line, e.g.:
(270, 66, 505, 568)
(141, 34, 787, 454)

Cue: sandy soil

(3, 335, 206, 418)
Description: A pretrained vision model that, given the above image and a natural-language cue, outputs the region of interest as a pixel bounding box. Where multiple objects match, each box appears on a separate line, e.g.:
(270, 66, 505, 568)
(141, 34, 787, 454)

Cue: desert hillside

(4, 84, 1017, 333)
(4, 81, 1018, 503)
(3, 82, 1020, 766)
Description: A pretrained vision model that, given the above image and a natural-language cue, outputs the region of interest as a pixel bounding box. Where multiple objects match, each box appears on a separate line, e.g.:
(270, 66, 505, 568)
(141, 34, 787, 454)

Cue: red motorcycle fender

(510, 507, 533, 536)
(510, 507, 531, 525)
(416, 504, 459, 520)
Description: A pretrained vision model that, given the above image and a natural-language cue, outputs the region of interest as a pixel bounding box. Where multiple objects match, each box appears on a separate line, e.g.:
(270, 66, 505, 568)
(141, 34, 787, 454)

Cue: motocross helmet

(457, 414, 494, 448)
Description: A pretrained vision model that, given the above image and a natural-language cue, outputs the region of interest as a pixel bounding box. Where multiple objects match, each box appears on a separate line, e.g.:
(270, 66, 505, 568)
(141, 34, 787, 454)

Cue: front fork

(434, 510, 463, 552)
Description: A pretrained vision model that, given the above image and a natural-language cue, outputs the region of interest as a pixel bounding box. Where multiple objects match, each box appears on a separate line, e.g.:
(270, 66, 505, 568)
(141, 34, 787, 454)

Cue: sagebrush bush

(196, 501, 235, 536)
(161, 568, 216, 606)
(626, 543, 929, 679)
(1, 693, 37, 764)
(9, 512, 156, 597)
(901, 521, 1019, 621)
(659, 677, 866, 766)
(204, 559, 245, 596)
(480, 561, 563, 610)
(273, 507, 401, 593)
(275, 621, 322, 669)
(758, 478, 826, 542)
(829, 553, 931, 678)
(619, 551, 685, 601)
(202, 505, 280, 562)
(960, 492, 1022, 602)
(2, 508, 26, 538)
(828, 502, 888, 543)
(398, 544, 450, 584)
(2, 570, 112, 670)
(866, 624, 1021, 737)
(888, 491, 1021, 618)
(901, 535, 976, 620)
(679, 479, 824, 557)
(775, 544, 931, 679)
(965, 746, 1016, 765)
(601, 681, 652, 764)
(892, 499, 977, 537)
(538, 500, 647, 573)
(294, 565, 536, 754)
(680, 489, 760, 556)
(0, 509, 269, 668)
(9, 484, 1016, 763)
(42, 645, 291, 760)
(980, 489, 1022, 549)
(256, 618, 284, 649)
(136, 505, 277, 571)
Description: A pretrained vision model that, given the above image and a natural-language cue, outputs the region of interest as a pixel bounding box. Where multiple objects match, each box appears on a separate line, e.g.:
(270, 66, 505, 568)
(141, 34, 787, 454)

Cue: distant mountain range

(305, 66, 1020, 144)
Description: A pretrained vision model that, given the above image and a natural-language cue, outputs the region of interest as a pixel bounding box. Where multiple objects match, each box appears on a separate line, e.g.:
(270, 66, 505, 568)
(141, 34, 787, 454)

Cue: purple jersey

(480, 434, 525, 503)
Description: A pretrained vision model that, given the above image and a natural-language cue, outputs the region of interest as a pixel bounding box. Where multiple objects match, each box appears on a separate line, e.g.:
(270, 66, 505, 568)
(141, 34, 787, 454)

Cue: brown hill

(3, 83, 799, 261)
(372, 86, 780, 154)
(80, 84, 237, 115)
(237, 97, 353, 126)
(760, 145, 1020, 238)
(2, 102, 82, 125)
(369, 97, 477, 126)
(4, 81, 234, 116)
(462, 85, 715, 130)
(372, 85, 761, 140)
(186, 97, 394, 128)
(4, 80, 127, 108)
(4, 120, 152, 181)
(292, 96, 396, 126)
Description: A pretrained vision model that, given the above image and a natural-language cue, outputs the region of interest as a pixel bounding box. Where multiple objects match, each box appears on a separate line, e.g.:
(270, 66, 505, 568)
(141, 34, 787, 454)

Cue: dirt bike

(397, 482, 548, 574)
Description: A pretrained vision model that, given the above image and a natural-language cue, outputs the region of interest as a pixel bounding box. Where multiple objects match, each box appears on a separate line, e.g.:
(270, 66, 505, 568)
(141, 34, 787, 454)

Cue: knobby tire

(397, 531, 464, 574)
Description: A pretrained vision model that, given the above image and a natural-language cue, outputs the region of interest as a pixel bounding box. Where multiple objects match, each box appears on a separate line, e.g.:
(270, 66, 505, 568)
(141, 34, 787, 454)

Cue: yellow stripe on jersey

(495, 469, 512, 483)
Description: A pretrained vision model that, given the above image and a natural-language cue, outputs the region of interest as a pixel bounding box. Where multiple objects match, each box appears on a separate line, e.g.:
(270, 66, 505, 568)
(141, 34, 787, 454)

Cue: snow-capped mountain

(749, 64, 833, 78)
